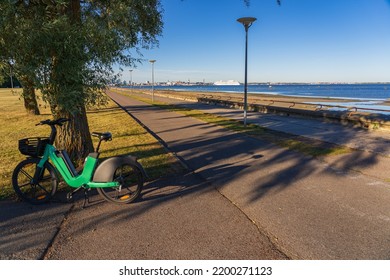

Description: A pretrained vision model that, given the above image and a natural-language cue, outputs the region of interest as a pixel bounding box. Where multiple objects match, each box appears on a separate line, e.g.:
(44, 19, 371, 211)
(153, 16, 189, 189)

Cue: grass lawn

(0, 89, 182, 200)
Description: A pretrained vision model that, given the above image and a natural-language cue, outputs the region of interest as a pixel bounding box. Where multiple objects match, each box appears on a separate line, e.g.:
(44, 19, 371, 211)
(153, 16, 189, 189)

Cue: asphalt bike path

(140, 91, 390, 181)
(43, 173, 286, 259)
(143, 91, 390, 157)
(0, 200, 72, 259)
(105, 90, 390, 259)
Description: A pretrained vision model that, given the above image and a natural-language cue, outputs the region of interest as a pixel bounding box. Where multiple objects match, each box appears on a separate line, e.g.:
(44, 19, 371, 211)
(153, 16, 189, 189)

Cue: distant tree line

(0, 65, 20, 87)
(0, 77, 21, 88)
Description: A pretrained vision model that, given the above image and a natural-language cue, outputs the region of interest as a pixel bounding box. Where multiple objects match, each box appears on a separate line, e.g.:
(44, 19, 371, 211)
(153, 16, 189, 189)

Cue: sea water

(128, 83, 390, 114)
(148, 83, 390, 100)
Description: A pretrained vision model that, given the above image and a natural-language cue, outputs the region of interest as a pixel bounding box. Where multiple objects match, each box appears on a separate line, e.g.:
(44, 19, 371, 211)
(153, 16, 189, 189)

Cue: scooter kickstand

(67, 186, 90, 209)
(82, 188, 91, 209)
(67, 186, 83, 202)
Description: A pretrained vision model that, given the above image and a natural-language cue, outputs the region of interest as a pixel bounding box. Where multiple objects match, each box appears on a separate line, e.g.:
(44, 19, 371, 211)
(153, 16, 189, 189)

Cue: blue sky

(120, 0, 390, 84)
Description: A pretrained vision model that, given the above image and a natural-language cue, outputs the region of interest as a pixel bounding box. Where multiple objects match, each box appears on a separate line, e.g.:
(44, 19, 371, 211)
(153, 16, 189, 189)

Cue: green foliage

(0, 0, 163, 114)
(0, 62, 21, 88)
(0, 0, 163, 163)
(0, 62, 5, 85)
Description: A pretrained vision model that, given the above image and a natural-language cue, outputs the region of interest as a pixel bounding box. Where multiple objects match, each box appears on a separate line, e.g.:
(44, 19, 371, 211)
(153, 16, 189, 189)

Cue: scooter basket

(18, 137, 50, 157)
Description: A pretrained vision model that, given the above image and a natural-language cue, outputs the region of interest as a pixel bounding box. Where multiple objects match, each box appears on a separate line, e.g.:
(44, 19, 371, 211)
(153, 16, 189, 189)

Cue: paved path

(44, 174, 285, 260)
(146, 91, 390, 156)
(104, 91, 390, 259)
(138, 91, 390, 180)
(1, 172, 286, 260)
(0, 200, 72, 259)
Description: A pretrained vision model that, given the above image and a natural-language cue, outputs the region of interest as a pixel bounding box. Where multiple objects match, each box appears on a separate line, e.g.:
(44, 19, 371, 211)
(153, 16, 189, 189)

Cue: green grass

(112, 88, 353, 158)
(0, 89, 182, 200)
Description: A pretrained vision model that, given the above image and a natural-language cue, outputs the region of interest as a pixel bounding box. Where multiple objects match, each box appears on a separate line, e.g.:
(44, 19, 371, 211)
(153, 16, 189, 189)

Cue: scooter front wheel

(12, 158, 58, 204)
(97, 162, 143, 204)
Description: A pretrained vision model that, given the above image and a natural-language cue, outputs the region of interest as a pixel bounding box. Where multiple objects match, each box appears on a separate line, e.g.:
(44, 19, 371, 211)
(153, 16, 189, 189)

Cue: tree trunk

(50, 0, 93, 167)
(21, 78, 40, 115)
(53, 106, 94, 167)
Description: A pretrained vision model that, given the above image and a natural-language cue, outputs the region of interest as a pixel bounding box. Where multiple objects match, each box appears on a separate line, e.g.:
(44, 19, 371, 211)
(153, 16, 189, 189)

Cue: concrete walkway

(137, 91, 390, 156)
(105, 91, 390, 259)
(1, 169, 286, 260)
(135, 91, 390, 181)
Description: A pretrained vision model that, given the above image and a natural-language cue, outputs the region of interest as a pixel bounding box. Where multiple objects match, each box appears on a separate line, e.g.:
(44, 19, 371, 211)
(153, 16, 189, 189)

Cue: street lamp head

(149, 59, 156, 63)
(237, 17, 257, 29)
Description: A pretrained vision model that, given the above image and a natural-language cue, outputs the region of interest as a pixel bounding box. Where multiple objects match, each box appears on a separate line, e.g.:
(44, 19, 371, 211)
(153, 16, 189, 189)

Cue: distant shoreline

(145, 88, 390, 112)
(124, 83, 390, 102)
(182, 89, 387, 102)
(151, 89, 359, 104)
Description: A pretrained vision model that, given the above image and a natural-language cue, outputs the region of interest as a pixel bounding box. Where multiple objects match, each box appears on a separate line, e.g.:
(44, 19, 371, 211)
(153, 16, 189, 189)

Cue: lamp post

(129, 69, 133, 90)
(237, 17, 256, 126)
(9, 60, 14, 89)
(149, 60, 156, 102)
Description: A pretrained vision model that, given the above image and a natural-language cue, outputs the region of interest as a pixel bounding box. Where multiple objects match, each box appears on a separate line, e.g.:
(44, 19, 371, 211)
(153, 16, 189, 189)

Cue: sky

(118, 0, 390, 84)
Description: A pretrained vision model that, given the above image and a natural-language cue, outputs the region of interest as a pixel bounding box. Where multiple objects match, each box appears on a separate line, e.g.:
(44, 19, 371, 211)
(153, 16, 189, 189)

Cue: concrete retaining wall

(197, 97, 390, 131)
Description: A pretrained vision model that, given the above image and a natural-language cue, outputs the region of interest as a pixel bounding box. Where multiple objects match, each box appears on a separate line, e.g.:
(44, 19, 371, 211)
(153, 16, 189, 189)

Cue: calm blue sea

(138, 83, 390, 101)
(125, 83, 390, 114)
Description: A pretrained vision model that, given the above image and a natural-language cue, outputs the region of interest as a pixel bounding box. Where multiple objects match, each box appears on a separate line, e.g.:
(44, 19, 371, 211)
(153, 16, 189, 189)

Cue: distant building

(213, 80, 240, 86)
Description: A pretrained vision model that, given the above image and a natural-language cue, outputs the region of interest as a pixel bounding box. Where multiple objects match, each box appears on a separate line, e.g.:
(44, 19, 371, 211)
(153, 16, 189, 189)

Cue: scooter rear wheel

(97, 162, 143, 204)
